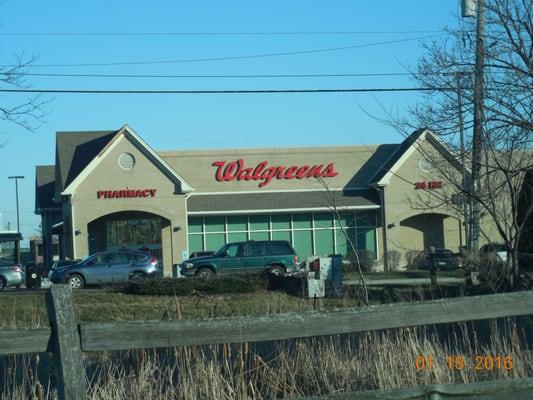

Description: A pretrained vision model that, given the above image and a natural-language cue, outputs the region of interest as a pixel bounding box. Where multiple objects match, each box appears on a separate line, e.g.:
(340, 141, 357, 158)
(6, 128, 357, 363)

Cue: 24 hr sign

(414, 181, 443, 190)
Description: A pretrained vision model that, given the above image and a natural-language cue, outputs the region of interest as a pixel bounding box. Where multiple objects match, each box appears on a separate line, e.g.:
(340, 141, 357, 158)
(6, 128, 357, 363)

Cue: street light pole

(8, 176, 24, 233)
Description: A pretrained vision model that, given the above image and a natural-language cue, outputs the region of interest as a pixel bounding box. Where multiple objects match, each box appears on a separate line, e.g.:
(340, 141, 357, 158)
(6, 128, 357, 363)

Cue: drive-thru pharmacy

(35, 125, 499, 276)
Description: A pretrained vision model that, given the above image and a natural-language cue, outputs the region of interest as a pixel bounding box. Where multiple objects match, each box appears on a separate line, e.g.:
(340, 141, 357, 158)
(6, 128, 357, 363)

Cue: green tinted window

(272, 230, 291, 243)
(188, 217, 203, 233)
(188, 234, 204, 253)
(293, 230, 313, 260)
(315, 229, 334, 256)
(337, 213, 355, 229)
(356, 211, 375, 227)
(228, 232, 247, 243)
(205, 233, 225, 252)
(249, 215, 269, 231)
(335, 228, 356, 257)
(271, 214, 290, 230)
(293, 213, 312, 229)
(357, 227, 376, 252)
(204, 216, 225, 232)
(227, 215, 247, 231)
(314, 213, 333, 228)
(250, 231, 269, 241)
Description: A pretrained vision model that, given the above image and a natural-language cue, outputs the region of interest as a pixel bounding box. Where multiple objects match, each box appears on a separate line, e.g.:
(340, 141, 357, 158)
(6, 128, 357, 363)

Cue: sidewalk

(344, 277, 465, 286)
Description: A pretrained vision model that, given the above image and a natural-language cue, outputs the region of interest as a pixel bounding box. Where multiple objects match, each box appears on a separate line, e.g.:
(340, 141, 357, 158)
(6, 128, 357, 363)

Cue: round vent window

(419, 157, 434, 173)
(118, 153, 135, 170)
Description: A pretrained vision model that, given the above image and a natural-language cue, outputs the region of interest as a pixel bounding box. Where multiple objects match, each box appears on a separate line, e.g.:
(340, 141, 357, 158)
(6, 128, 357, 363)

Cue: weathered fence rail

(1, 285, 533, 400)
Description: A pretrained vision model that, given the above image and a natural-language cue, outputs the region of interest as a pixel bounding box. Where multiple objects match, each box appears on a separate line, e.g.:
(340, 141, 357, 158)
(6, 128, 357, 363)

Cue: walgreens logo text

(212, 159, 339, 187)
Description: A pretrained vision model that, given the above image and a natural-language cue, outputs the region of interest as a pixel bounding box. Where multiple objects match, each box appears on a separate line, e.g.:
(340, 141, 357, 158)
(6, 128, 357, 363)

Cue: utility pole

(470, 0, 485, 254)
(461, 0, 485, 254)
(8, 176, 25, 233)
(454, 71, 469, 250)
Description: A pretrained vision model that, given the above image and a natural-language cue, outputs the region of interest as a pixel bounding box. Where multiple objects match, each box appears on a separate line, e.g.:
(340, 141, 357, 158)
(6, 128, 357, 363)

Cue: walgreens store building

(35, 125, 473, 276)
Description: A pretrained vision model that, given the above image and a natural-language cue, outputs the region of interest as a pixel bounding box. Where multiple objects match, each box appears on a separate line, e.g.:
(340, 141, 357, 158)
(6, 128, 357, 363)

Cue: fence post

(46, 285, 86, 400)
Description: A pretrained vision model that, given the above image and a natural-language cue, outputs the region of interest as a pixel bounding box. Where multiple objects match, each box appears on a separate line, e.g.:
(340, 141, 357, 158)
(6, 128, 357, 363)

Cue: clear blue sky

(0, 0, 463, 244)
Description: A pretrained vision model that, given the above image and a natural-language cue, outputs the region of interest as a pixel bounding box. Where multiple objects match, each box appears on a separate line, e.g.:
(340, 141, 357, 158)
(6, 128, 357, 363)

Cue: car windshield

(214, 244, 229, 256)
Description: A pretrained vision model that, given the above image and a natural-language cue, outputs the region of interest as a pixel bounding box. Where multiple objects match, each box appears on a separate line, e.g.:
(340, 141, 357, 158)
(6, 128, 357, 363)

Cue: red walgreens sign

(97, 189, 157, 199)
(212, 159, 339, 187)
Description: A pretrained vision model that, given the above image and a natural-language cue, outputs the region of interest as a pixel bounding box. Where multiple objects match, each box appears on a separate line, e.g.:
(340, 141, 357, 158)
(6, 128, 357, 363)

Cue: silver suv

(0, 258, 23, 290)
(50, 250, 160, 289)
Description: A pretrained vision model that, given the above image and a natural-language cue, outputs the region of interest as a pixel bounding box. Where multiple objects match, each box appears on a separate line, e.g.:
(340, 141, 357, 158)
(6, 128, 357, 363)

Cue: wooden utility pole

(469, 0, 485, 254)
(454, 71, 469, 250)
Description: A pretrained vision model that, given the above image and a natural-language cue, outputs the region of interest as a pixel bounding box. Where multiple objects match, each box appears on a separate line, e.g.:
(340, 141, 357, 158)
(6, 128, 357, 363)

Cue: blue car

(50, 250, 159, 289)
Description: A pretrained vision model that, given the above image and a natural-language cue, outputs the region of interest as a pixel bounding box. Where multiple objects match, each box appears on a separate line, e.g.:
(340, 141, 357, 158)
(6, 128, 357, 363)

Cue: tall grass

(1, 318, 531, 399)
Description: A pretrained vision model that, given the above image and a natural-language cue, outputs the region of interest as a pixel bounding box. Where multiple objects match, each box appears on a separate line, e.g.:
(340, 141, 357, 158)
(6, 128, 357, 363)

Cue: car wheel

(130, 272, 146, 281)
(66, 274, 85, 290)
(196, 267, 214, 278)
(268, 265, 285, 277)
(0, 276, 6, 291)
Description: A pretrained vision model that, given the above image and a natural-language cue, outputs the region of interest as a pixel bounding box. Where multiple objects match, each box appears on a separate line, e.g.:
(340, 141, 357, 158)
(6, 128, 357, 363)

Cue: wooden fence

(1, 285, 533, 400)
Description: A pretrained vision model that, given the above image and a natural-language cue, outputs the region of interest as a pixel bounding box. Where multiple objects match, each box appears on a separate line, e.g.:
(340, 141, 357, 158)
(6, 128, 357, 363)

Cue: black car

(50, 250, 159, 289)
(415, 248, 463, 270)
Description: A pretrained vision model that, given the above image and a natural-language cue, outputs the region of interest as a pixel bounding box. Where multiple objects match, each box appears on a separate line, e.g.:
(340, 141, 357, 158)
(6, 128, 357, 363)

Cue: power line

(0, 87, 451, 95)
(0, 72, 413, 79)
(0, 30, 446, 37)
(1, 34, 445, 68)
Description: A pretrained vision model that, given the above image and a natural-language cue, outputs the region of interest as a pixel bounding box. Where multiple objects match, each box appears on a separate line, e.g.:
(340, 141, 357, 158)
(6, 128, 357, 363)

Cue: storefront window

(106, 218, 161, 247)
(187, 211, 377, 260)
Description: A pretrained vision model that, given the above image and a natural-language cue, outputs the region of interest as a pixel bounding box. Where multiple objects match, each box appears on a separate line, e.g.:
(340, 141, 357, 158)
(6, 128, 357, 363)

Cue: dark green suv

(180, 240, 299, 277)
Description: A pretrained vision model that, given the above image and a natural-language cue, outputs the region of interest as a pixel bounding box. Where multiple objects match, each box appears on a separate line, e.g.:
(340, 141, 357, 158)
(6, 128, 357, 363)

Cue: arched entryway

(87, 211, 171, 268)
(398, 212, 462, 251)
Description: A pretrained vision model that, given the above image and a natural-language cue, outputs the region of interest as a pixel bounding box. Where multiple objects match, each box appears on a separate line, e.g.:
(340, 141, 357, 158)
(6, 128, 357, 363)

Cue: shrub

(405, 250, 422, 270)
(122, 274, 268, 296)
(345, 250, 376, 273)
(386, 250, 402, 271)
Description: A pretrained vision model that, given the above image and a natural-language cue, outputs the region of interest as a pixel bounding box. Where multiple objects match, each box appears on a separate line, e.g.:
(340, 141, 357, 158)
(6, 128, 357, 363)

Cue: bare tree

(0, 54, 48, 133)
(367, 0, 532, 287)
(315, 176, 369, 305)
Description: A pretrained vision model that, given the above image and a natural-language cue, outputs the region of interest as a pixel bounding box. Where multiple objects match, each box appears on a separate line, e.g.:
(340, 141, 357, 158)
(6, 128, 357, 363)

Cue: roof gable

(373, 128, 467, 186)
(55, 130, 117, 199)
(61, 124, 193, 196)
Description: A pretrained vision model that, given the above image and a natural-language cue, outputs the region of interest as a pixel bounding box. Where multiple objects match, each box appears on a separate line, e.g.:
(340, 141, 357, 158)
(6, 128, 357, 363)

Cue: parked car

(415, 248, 463, 270)
(43, 259, 82, 278)
(180, 240, 299, 278)
(188, 251, 215, 259)
(49, 250, 159, 289)
(0, 258, 23, 290)
(479, 243, 508, 263)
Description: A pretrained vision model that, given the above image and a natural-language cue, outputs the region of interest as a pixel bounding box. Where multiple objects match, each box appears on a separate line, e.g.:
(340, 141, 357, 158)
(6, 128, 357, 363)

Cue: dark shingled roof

(55, 130, 117, 197)
(35, 165, 58, 213)
(370, 128, 427, 184)
(187, 189, 379, 213)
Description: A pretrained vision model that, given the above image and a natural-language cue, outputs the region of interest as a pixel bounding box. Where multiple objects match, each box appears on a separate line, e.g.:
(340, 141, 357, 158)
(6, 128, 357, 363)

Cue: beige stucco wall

(67, 134, 187, 276)
(160, 145, 395, 192)
(383, 140, 464, 255)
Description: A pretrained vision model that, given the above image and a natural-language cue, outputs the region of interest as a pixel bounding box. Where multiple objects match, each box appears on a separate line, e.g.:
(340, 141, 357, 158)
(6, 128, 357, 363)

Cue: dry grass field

(2, 318, 532, 399)
(1, 287, 532, 399)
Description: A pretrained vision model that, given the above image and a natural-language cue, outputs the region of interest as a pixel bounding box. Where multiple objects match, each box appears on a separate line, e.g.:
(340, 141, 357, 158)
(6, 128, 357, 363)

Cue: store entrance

(87, 211, 170, 268)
